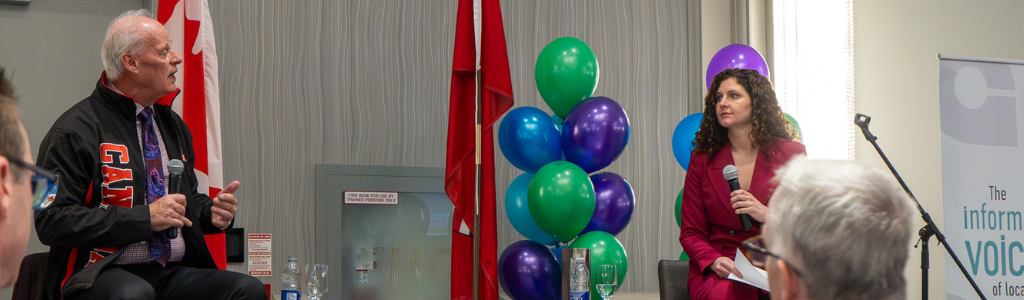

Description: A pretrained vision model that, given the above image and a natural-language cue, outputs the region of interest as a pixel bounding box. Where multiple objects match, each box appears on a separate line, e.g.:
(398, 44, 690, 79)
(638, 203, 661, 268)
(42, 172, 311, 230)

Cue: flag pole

(473, 69, 482, 300)
(473, 0, 483, 296)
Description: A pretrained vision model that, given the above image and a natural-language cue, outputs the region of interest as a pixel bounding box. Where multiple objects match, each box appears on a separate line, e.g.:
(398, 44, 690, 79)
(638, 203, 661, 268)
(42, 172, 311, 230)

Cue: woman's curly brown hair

(691, 68, 795, 156)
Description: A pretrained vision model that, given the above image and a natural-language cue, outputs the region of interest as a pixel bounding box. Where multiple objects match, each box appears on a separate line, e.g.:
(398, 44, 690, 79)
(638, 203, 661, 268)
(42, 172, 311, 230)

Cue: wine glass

(595, 264, 617, 300)
(304, 264, 329, 300)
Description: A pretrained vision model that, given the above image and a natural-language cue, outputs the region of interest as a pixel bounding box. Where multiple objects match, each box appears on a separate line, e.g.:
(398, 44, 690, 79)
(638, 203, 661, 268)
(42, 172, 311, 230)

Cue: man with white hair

(743, 157, 916, 300)
(34, 10, 264, 299)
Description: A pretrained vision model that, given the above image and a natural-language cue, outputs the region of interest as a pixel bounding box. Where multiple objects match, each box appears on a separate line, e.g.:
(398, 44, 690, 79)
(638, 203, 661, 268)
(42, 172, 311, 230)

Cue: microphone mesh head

(723, 165, 739, 180)
(168, 159, 185, 175)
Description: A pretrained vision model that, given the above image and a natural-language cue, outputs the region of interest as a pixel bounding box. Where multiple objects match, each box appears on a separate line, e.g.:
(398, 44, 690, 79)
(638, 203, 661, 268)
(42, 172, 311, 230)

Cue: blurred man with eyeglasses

(743, 157, 915, 300)
(0, 67, 56, 290)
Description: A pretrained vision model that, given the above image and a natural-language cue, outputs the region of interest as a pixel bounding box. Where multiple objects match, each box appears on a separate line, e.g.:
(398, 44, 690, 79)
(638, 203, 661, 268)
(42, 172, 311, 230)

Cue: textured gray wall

(210, 0, 701, 293)
(210, 0, 461, 292)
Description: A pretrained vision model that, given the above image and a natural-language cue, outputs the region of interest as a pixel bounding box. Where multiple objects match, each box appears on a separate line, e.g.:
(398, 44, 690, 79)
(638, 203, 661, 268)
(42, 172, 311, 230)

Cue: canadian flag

(156, 0, 227, 270)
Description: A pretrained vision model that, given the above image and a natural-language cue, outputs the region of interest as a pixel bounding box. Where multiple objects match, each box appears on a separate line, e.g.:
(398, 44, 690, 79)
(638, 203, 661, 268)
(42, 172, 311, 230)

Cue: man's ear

(776, 258, 802, 300)
(0, 156, 11, 223)
(121, 53, 139, 75)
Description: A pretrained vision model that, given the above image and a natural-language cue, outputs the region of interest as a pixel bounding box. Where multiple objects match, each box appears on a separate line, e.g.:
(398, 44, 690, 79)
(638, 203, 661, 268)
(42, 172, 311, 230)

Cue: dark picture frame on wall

(0, 0, 30, 5)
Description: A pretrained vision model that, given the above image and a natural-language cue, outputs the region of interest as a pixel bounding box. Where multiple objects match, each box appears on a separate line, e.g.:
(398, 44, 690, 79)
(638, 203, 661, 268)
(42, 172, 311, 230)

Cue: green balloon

(784, 113, 803, 142)
(569, 231, 628, 294)
(676, 188, 689, 261)
(528, 161, 596, 243)
(535, 37, 600, 118)
(675, 188, 683, 227)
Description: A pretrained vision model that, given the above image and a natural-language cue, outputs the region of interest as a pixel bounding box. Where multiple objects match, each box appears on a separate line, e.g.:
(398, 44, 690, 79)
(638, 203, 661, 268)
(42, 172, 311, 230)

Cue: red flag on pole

(157, 0, 227, 270)
(478, 0, 514, 298)
(445, 0, 478, 298)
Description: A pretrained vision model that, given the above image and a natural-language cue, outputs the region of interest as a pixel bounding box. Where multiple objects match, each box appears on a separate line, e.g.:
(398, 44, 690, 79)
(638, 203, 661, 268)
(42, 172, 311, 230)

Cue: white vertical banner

(940, 56, 1024, 299)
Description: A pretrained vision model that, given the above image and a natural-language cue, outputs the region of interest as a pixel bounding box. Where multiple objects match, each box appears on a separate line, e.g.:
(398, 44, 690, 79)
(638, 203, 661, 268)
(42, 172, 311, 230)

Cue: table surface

(500, 292, 661, 300)
(269, 291, 663, 299)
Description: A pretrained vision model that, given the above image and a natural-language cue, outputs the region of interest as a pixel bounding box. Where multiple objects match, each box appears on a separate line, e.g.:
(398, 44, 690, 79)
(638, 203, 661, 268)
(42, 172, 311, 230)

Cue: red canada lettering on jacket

(99, 144, 133, 208)
(99, 143, 129, 164)
(102, 165, 133, 184)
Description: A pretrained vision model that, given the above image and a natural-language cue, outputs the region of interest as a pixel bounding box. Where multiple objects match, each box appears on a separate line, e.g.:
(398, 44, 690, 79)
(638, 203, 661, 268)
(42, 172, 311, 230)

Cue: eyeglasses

(742, 235, 802, 277)
(7, 157, 57, 211)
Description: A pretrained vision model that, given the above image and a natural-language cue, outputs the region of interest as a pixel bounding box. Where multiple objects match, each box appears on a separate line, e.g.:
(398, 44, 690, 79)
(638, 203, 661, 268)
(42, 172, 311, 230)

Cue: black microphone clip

(854, 113, 877, 142)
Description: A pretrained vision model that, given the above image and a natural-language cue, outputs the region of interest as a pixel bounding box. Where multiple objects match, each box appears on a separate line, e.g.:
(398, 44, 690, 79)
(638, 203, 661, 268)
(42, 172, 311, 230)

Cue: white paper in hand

(727, 248, 770, 292)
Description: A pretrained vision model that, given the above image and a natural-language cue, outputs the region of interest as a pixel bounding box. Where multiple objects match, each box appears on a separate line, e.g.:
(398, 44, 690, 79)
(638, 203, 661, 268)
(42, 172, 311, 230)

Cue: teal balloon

(506, 173, 559, 245)
(535, 37, 600, 119)
(569, 231, 628, 294)
(550, 244, 568, 266)
(527, 161, 596, 243)
(551, 113, 564, 132)
(784, 113, 803, 142)
(551, 114, 565, 160)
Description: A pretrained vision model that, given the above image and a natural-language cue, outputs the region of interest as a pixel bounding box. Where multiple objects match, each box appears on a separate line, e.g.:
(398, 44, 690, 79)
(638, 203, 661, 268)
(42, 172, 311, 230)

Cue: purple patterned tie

(140, 107, 171, 264)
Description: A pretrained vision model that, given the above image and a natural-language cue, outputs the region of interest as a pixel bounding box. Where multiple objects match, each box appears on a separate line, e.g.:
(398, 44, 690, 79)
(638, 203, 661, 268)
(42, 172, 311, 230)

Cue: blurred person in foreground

(0, 67, 57, 290)
(679, 68, 805, 300)
(744, 157, 916, 300)
(34, 10, 263, 299)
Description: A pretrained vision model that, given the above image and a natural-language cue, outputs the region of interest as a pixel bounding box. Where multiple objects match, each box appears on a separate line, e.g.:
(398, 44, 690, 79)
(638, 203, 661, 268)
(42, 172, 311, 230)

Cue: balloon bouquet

(497, 37, 634, 300)
(670, 44, 803, 260)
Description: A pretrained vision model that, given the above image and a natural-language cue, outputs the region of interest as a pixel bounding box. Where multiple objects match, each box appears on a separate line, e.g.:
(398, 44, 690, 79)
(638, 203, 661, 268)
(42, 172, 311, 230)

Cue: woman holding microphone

(679, 68, 805, 299)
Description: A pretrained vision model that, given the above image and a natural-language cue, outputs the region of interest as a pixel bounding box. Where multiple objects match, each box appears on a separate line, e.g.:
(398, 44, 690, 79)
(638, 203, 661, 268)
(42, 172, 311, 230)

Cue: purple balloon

(561, 97, 630, 173)
(499, 240, 562, 300)
(706, 44, 770, 90)
(581, 172, 635, 236)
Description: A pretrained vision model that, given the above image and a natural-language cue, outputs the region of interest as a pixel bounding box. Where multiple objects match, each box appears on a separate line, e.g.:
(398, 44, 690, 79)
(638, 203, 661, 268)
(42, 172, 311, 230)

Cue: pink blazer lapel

(707, 143, 739, 223)
(708, 142, 779, 226)
(748, 144, 785, 205)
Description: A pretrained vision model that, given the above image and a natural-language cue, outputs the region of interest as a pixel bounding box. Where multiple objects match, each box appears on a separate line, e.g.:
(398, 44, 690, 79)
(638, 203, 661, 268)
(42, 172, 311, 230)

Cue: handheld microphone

(167, 159, 184, 239)
(723, 165, 752, 230)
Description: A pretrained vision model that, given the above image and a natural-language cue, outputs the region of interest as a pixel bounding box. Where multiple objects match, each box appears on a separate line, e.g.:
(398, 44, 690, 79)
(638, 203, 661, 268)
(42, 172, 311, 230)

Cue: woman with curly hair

(679, 68, 805, 299)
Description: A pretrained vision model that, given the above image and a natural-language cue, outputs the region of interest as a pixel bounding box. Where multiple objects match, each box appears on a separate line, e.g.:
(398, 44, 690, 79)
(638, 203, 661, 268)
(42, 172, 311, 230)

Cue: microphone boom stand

(854, 113, 986, 300)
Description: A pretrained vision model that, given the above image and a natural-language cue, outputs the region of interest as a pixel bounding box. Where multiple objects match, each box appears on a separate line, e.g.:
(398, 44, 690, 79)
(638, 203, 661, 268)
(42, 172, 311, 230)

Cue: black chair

(658, 259, 690, 300)
(12, 252, 49, 300)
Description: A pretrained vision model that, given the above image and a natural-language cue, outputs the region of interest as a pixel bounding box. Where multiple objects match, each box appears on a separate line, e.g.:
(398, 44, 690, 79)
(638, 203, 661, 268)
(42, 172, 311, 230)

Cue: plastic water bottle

(282, 256, 302, 300)
(570, 259, 590, 300)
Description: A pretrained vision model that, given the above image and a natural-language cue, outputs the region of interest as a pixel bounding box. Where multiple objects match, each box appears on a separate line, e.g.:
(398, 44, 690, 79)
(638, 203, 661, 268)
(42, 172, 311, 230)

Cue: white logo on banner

(941, 57, 1024, 299)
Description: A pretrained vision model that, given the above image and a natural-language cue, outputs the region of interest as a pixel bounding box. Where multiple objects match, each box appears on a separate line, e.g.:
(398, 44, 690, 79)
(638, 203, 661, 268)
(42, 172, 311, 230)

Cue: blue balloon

(499, 125, 524, 168)
(499, 107, 564, 173)
(499, 240, 562, 300)
(672, 113, 703, 171)
(505, 173, 559, 245)
(561, 97, 630, 173)
(581, 172, 635, 236)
